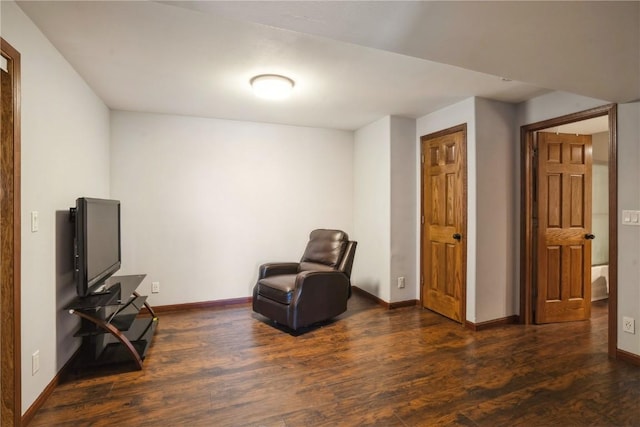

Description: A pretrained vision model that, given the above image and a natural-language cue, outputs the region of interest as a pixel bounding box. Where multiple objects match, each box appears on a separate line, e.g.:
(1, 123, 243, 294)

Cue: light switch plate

(31, 211, 39, 232)
(32, 350, 40, 375)
(622, 210, 640, 226)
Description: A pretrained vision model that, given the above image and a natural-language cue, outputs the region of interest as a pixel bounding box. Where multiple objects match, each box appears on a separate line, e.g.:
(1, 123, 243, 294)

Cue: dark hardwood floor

(29, 295, 639, 426)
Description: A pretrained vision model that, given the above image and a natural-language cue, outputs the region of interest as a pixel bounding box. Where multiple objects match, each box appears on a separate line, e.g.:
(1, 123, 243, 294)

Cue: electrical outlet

(32, 350, 40, 375)
(623, 316, 635, 334)
(397, 276, 405, 289)
(152, 281, 160, 294)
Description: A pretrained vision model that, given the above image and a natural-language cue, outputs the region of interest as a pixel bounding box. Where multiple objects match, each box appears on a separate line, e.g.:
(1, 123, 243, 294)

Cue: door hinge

(421, 154, 425, 164)
(421, 215, 425, 224)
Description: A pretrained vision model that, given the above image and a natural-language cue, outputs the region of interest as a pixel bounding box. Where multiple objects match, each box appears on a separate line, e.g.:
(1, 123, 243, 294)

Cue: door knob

(585, 234, 595, 240)
(453, 233, 462, 241)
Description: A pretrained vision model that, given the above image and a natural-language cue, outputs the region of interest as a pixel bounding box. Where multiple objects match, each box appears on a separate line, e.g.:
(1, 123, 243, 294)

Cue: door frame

(420, 123, 467, 324)
(520, 104, 617, 357)
(1, 37, 22, 427)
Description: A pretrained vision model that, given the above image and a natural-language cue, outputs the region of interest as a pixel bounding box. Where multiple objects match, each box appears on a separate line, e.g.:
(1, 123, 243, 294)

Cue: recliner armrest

(291, 270, 351, 315)
(293, 270, 350, 293)
(259, 262, 300, 279)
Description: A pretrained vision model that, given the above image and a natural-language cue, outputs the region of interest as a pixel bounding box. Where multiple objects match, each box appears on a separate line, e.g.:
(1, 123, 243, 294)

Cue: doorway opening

(520, 104, 617, 357)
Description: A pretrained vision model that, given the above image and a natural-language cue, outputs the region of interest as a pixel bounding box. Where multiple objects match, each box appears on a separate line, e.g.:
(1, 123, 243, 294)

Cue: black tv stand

(65, 274, 157, 370)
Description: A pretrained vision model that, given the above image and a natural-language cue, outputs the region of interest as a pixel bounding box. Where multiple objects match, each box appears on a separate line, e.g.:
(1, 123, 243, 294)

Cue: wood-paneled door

(1, 38, 21, 427)
(520, 105, 617, 357)
(420, 125, 466, 323)
(535, 132, 593, 323)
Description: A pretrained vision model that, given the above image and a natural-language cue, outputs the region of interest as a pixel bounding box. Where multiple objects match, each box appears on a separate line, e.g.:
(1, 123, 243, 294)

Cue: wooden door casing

(520, 104, 617, 357)
(421, 126, 466, 323)
(1, 37, 21, 427)
(535, 132, 592, 323)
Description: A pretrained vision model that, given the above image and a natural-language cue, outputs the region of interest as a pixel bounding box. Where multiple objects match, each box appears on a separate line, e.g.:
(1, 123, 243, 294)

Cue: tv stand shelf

(65, 274, 158, 370)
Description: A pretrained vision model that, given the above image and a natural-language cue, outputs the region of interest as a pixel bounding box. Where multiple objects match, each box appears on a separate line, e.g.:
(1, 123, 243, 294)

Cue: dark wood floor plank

(28, 298, 639, 426)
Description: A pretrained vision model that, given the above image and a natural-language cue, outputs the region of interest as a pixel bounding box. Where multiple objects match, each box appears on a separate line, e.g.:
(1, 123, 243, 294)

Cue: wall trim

(21, 348, 80, 427)
(465, 315, 520, 331)
(145, 289, 420, 313)
(147, 296, 252, 314)
(389, 299, 419, 309)
(616, 349, 640, 367)
(351, 286, 417, 309)
(351, 286, 387, 307)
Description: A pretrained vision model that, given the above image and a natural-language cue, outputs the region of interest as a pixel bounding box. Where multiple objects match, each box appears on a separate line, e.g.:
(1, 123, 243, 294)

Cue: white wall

(416, 98, 477, 320)
(389, 116, 417, 303)
(617, 102, 640, 356)
(1, 1, 111, 413)
(515, 91, 607, 127)
(110, 111, 354, 305)
(415, 97, 516, 323)
(352, 116, 417, 303)
(353, 117, 391, 300)
(474, 98, 517, 322)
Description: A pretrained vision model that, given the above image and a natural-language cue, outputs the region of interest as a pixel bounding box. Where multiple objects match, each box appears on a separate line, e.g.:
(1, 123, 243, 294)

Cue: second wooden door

(535, 131, 593, 323)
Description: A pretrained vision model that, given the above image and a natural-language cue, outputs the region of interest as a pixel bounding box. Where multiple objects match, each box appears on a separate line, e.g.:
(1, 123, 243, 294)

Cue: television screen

(74, 197, 121, 297)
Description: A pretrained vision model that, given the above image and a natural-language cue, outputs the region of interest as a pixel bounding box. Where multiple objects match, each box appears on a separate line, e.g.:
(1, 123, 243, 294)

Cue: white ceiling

(16, 1, 640, 131)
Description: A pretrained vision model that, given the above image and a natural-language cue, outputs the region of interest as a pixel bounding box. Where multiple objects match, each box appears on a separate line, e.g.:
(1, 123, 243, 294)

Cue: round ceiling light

(250, 74, 295, 100)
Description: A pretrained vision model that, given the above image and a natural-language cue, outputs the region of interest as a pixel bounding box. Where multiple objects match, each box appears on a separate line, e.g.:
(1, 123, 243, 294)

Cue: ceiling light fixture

(250, 74, 295, 100)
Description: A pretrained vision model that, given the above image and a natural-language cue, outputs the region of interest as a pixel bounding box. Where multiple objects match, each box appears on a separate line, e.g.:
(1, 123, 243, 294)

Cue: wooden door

(535, 132, 592, 323)
(421, 126, 466, 323)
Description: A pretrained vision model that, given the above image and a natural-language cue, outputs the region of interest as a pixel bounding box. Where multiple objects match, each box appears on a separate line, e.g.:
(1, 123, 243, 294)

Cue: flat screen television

(72, 197, 121, 297)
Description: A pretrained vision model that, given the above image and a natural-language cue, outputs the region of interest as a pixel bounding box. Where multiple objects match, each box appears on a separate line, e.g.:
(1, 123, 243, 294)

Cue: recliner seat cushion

(256, 274, 297, 304)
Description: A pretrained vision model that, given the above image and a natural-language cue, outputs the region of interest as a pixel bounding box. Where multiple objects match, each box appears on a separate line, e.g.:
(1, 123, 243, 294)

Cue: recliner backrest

(299, 229, 349, 272)
(338, 241, 357, 278)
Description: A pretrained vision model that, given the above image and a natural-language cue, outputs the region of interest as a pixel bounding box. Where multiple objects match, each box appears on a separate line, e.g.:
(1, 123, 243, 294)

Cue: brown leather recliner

(252, 229, 357, 331)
